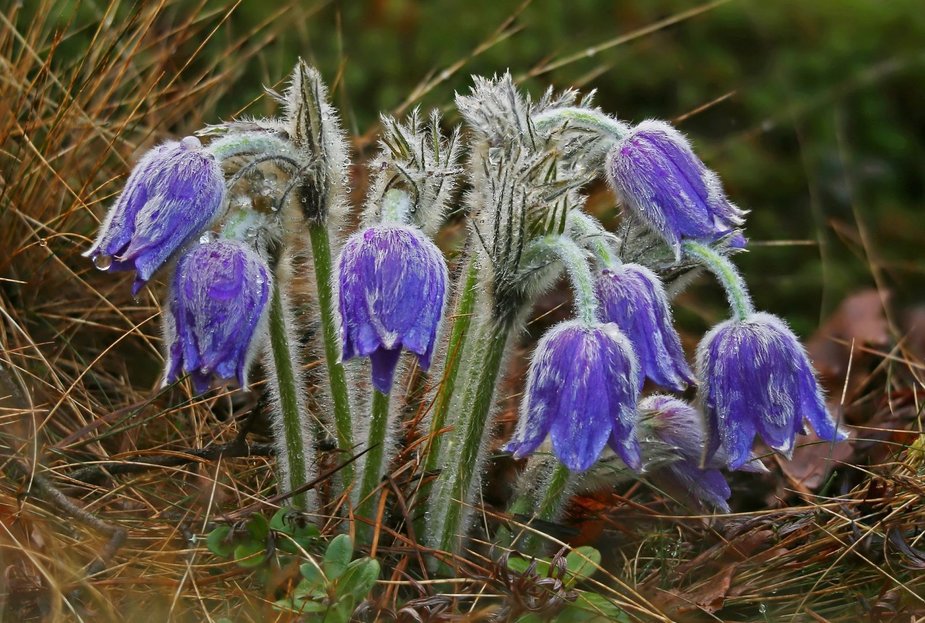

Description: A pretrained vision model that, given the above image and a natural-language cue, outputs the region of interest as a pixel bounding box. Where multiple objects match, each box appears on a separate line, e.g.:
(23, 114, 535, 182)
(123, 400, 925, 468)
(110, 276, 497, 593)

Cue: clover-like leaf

(323, 534, 354, 580)
(338, 558, 380, 601)
(206, 525, 235, 558)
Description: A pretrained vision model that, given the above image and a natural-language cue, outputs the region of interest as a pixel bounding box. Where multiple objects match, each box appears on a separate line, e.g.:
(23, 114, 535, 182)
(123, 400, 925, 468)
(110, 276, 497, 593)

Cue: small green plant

(274, 534, 380, 621)
(206, 508, 320, 569)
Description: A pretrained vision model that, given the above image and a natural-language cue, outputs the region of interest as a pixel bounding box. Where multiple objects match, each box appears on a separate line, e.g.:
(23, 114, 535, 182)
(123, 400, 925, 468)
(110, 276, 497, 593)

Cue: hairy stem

(682, 240, 754, 321)
(542, 235, 600, 325)
(568, 211, 620, 269)
(431, 319, 511, 554)
(207, 132, 299, 162)
(356, 389, 391, 543)
(268, 283, 310, 509)
(532, 106, 629, 141)
(520, 462, 572, 555)
(307, 222, 355, 489)
(413, 257, 478, 535)
(423, 260, 478, 466)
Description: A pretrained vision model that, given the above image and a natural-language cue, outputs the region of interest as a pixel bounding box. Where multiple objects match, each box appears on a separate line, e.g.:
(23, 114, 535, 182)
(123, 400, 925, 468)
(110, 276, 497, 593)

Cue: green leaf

(323, 534, 353, 580)
(514, 615, 544, 623)
(557, 592, 631, 623)
(323, 600, 354, 623)
(300, 560, 326, 586)
(246, 513, 270, 543)
(270, 508, 294, 534)
(506, 555, 550, 578)
(565, 546, 601, 584)
(338, 558, 380, 600)
(205, 525, 235, 558)
(274, 596, 328, 614)
(234, 540, 266, 568)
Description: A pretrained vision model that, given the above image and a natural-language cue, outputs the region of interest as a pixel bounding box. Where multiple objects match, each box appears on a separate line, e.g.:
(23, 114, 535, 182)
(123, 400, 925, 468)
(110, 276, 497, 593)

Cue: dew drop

(181, 135, 202, 150)
(38, 238, 48, 247)
(93, 254, 113, 270)
(488, 146, 502, 165)
(199, 231, 218, 244)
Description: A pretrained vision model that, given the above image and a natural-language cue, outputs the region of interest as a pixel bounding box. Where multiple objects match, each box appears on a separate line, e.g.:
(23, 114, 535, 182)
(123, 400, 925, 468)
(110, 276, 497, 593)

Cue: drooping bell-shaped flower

(85, 136, 226, 294)
(505, 320, 641, 472)
(164, 239, 271, 394)
(696, 312, 847, 470)
(336, 224, 448, 393)
(595, 263, 694, 392)
(641, 395, 766, 512)
(606, 120, 746, 257)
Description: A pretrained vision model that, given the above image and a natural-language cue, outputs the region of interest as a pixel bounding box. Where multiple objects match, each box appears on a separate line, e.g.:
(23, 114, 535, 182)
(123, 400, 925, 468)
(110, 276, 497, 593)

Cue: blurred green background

(48, 0, 925, 334)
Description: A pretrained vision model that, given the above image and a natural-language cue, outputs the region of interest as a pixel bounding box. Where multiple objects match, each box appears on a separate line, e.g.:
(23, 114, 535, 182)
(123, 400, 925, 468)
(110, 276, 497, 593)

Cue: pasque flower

(697, 312, 847, 470)
(85, 136, 226, 294)
(641, 395, 765, 512)
(336, 224, 448, 393)
(595, 263, 694, 391)
(164, 239, 271, 394)
(606, 120, 746, 256)
(505, 320, 641, 472)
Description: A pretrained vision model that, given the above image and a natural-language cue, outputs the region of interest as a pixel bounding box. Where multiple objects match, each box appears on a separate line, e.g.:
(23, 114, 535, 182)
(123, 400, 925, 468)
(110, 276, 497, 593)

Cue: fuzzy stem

(423, 259, 478, 473)
(682, 240, 754, 321)
(568, 212, 620, 269)
(207, 133, 299, 161)
(432, 320, 511, 554)
(267, 283, 309, 509)
(521, 462, 573, 555)
(380, 188, 412, 224)
(532, 107, 630, 141)
(543, 235, 600, 325)
(307, 223, 355, 489)
(414, 257, 478, 535)
(356, 389, 390, 543)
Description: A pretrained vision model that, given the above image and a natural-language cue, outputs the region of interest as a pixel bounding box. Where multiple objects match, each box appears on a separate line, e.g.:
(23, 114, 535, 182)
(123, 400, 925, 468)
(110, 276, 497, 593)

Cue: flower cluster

(83, 64, 848, 547)
(87, 136, 273, 393)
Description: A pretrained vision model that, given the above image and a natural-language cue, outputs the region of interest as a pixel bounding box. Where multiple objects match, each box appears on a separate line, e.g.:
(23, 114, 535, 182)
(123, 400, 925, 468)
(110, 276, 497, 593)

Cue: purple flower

(595, 263, 694, 391)
(85, 136, 226, 294)
(164, 239, 270, 394)
(336, 224, 448, 394)
(696, 312, 848, 470)
(641, 395, 765, 512)
(606, 120, 746, 256)
(505, 321, 641, 472)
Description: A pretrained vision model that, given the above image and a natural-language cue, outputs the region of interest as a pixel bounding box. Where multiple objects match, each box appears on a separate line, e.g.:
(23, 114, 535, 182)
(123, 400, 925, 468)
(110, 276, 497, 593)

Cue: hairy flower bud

(595, 263, 694, 391)
(84, 136, 226, 294)
(164, 240, 270, 394)
(505, 320, 641, 472)
(336, 224, 448, 393)
(696, 312, 847, 469)
(641, 395, 765, 512)
(606, 120, 745, 256)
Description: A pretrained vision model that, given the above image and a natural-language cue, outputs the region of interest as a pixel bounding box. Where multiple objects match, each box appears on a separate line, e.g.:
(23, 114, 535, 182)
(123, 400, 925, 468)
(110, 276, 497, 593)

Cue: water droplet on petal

(199, 231, 217, 244)
(181, 136, 202, 150)
(93, 254, 113, 270)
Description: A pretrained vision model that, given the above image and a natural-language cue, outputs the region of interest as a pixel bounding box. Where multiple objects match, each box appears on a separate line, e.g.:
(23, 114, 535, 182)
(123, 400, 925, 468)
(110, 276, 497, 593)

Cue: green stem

(682, 240, 754, 321)
(432, 320, 511, 554)
(521, 462, 572, 555)
(356, 389, 390, 542)
(413, 257, 478, 535)
(543, 235, 599, 325)
(307, 222, 355, 488)
(268, 283, 309, 509)
(207, 132, 298, 161)
(532, 107, 629, 140)
(568, 212, 620, 269)
(380, 188, 412, 224)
